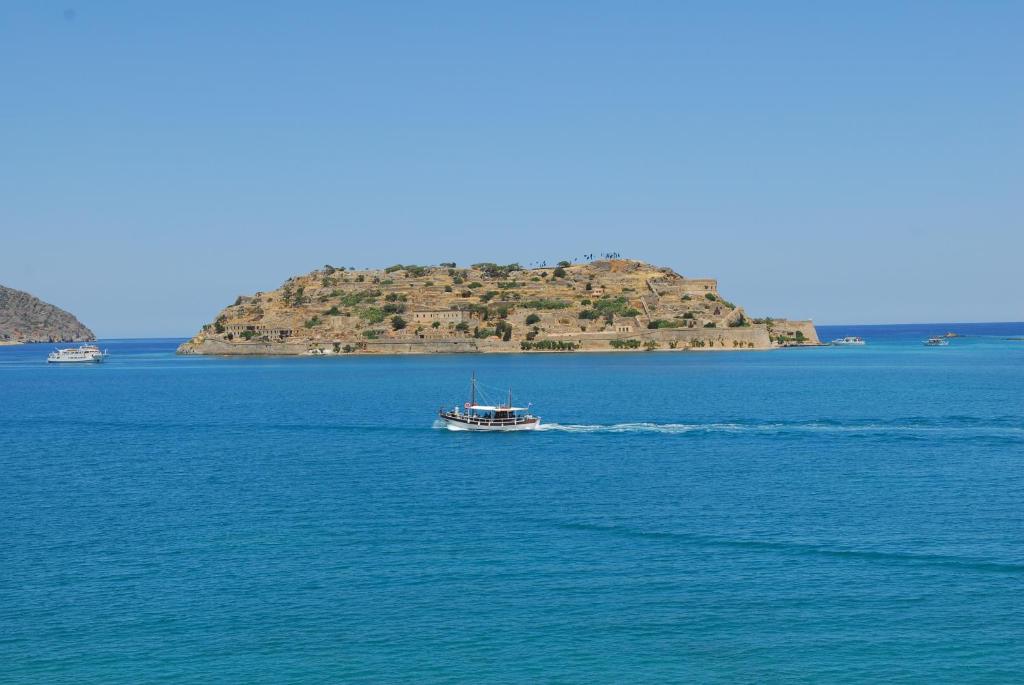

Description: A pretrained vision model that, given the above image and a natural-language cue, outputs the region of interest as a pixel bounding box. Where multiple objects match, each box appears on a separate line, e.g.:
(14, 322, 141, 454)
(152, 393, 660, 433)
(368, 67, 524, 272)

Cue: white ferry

(831, 336, 866, 346)
(439, 374, 540, 432)
(47, 344, 107, 363)
(923, 337, 949, 347)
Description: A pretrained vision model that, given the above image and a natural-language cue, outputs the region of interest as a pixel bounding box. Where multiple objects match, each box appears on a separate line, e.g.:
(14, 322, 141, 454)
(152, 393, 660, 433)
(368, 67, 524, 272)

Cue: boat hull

(440, 415, 540, 432)
(47, 356, 104, 363)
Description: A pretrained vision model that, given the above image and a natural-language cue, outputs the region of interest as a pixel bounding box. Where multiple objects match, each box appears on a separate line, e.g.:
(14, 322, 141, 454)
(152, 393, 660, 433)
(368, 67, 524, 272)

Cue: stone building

(410, 310, 466, 323)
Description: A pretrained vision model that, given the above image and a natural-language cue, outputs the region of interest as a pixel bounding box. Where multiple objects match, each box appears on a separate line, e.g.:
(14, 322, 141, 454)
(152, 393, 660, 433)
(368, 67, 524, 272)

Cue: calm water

(2, 323, 1023, 683)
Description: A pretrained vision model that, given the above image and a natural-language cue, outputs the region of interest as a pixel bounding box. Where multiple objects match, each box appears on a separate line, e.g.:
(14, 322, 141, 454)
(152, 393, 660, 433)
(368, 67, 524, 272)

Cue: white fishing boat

(831, 336, 866, 346)
(47, 344, 107, 363)
(438, 374, 540, 431)
(923, 337, 949, 347)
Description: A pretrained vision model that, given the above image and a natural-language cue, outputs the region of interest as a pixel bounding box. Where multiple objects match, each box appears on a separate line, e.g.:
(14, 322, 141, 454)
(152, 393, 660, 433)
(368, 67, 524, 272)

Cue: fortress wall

(542, 325, 771, 349)
(677, 279, 718, 293)
(178, 339, 311, 355)
(180, 325, 774, 355)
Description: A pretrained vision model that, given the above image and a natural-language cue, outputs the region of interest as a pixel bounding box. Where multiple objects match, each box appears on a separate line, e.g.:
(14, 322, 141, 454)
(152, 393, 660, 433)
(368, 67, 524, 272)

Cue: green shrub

(391, 315, 407, 330)
(552, 267, 567, 278)
(494, 320, 513, 341)
(522, 299, 570, 310)
(338, 290, 379, 307)
(473, 262, 521, 278)
(704, 322, 716, 328)
(455, 322, 470, 333)
(241, 330, 255, 340)
(644, 341, 659, 351)
(520, 340, 577, 351)
(304, 316, 321, 328)
(362, 330, 379, 339)
(359, 308, 386, 324)
(525, 313, 541, 325)
(588, 296, 636, 318)
(610, 339, 642, 349)
(467, 282, 483, 289)
(705, 293, 717, 301)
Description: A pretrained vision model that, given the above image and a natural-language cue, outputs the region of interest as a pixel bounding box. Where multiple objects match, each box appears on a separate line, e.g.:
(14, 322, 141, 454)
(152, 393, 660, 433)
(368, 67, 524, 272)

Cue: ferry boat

(923, 337, 949, 347)
(831, 336, 866, 346)
(47, 344, 107, 363)
(438, 374, 540, 432)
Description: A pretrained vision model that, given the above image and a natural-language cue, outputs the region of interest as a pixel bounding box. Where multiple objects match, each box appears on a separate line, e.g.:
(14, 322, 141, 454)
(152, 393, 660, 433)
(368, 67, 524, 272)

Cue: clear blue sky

(2, 2, 1021, 337)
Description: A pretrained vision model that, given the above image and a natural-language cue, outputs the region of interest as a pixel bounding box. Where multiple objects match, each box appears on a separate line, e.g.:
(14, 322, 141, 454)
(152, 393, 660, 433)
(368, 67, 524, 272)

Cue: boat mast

(471, 371, 476, 406)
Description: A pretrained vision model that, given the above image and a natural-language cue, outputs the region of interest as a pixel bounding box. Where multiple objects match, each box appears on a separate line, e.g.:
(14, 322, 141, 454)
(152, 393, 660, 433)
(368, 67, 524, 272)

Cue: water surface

(2, 323, 1023, 682)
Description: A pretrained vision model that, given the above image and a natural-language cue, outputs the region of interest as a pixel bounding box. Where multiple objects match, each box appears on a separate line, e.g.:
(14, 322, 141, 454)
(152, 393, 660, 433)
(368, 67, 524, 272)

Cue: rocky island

(178, 259, 818, 356)
(0, 285, 95, 344)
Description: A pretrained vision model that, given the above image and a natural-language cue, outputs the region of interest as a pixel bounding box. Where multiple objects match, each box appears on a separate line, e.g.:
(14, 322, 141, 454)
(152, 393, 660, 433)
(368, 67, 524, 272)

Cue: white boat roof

(468, 405, 528, 411)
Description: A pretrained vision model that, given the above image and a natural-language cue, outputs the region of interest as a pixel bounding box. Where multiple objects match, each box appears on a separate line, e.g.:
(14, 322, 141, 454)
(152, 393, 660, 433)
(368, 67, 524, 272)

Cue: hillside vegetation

(178, 259, 817, 355)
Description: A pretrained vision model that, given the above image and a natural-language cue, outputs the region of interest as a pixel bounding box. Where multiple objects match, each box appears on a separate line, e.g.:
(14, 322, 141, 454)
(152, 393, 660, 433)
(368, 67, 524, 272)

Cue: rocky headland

(178, 259, 819, 356)
(0, 285, 95, 344)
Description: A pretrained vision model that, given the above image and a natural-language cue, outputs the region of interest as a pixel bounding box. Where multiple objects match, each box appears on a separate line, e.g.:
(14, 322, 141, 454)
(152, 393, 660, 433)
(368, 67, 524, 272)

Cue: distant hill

(179, 259, 818, 355)
(0, 285, 95, 343)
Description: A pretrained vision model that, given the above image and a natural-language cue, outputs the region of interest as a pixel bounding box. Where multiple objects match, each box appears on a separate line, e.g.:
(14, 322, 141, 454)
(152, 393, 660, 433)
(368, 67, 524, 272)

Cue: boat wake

(535, 420, 1024, 438)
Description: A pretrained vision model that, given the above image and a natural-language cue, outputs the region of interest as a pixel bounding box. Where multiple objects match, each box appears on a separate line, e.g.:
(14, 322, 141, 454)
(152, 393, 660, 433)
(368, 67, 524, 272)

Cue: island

(0, 285, 95, 344)
(177, 259, 819, 355)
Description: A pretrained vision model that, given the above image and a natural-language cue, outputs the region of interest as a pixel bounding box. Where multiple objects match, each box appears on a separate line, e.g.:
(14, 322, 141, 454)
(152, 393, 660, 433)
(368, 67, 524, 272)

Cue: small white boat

(923, 337, 949, 347)
(439, 374, 540, 431)
(832, 336, 866, 346)
(47, 344, 107, 363)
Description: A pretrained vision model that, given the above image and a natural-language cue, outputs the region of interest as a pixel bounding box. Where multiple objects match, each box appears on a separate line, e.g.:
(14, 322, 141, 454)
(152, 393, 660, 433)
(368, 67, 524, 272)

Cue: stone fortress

(177, 259, 819, 355)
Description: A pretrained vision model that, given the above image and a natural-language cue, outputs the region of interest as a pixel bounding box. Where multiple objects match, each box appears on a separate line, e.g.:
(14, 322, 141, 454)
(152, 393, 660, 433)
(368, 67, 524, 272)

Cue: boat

(923, 337, 949, 347)
(47, 344, 107, 363)
(438, 374, 540, 431)
(831, 336, 866, 346)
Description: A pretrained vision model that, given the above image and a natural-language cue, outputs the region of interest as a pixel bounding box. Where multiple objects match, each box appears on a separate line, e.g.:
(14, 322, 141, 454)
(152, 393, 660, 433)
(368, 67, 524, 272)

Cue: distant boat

(923, 337, 949, 347)
(438, 373, 540, 432)
(831, 336, 866, 346)
(47, 344, 106, 363)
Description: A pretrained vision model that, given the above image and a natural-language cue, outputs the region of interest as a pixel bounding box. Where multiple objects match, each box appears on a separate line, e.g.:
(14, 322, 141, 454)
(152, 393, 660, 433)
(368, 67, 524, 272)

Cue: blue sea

(2, 323, 1023, 683)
